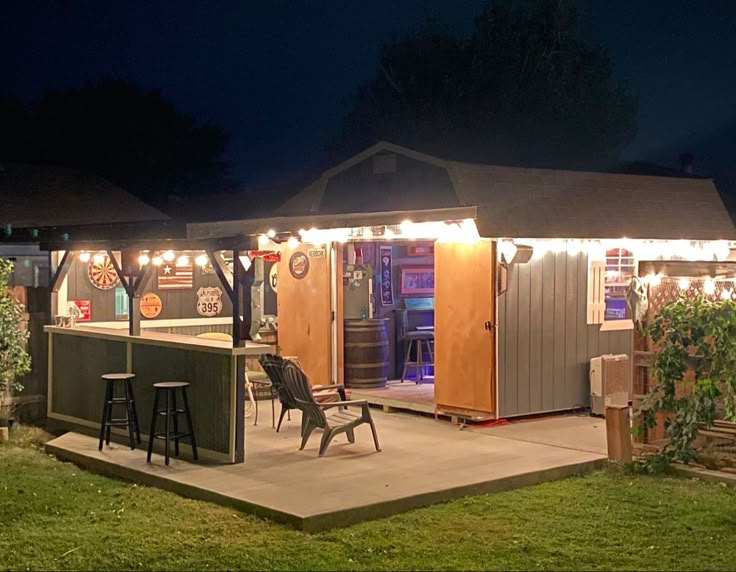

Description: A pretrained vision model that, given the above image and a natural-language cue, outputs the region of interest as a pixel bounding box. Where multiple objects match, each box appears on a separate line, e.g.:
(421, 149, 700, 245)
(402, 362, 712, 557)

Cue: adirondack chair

(258, 354, 347, 433)
(282, 359, 381, 457)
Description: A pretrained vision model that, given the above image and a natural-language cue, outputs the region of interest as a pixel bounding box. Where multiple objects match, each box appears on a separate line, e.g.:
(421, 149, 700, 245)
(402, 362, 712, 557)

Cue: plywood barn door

(277, 243, 333, 384)
(434, 239, 496, 415)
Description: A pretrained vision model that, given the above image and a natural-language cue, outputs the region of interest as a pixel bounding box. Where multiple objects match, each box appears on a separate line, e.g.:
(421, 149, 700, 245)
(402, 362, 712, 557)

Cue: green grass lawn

(2, 426, 736, 571)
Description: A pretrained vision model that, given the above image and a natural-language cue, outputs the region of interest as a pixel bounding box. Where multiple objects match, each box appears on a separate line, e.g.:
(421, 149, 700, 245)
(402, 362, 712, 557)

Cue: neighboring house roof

(0, 163, 169, 228)
(275, 142, 736, 240)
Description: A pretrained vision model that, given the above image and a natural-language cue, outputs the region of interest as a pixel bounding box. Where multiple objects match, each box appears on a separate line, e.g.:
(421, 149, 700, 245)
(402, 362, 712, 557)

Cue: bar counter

(45, 325, 272, 463)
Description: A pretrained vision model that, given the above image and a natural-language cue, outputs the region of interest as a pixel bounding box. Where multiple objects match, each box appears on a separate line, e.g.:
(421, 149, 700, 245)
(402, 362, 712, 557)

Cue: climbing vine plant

(0, 257, 31, 417)
(633, 295, 736, 470)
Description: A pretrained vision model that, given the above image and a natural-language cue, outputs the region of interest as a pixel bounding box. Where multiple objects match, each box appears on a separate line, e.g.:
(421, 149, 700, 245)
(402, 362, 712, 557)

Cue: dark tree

(1, 80, 231, 206)
(330, 0, 637, 170)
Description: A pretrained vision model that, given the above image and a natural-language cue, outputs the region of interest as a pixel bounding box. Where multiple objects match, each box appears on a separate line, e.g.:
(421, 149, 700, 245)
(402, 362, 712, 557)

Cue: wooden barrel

(344, 319, 389, 388)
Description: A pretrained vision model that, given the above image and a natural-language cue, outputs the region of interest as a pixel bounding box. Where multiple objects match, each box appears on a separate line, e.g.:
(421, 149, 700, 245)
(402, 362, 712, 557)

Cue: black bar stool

(401, 331, 435, 384)
(98, 373, 141, 451)
(147, 382, 198, 465)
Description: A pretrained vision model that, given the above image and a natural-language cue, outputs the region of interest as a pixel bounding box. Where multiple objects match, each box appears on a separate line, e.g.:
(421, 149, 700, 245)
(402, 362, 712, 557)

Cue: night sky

(3, 0, 736, 186)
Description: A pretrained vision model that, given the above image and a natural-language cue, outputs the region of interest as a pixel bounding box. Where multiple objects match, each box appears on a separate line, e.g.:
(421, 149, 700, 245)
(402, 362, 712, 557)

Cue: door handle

(484, 321, 494, 331)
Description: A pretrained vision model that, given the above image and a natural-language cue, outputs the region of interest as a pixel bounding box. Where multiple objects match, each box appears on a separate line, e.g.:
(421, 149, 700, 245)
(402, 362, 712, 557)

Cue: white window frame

(587, 248, 634, 332)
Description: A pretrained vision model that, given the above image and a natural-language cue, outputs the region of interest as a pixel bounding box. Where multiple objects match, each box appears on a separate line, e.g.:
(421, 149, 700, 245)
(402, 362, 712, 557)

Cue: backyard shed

(189, 141, 736, 421)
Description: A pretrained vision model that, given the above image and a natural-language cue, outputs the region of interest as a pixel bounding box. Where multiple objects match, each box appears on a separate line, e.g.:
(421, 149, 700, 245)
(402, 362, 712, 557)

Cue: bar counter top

(44, 325, 271, 356)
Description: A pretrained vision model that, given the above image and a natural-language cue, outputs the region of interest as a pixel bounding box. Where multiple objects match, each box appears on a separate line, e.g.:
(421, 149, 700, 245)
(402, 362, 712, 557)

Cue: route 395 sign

(196, 286, 223, 317)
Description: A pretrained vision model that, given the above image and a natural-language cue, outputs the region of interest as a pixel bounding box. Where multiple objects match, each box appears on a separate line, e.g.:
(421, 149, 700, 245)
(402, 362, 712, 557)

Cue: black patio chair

(258, 354, 347, 432)
(282, 359, 381, 457)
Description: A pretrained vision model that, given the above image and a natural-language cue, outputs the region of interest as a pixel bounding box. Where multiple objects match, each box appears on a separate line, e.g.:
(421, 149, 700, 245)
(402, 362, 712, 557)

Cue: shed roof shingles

(0, 163, 168, 228)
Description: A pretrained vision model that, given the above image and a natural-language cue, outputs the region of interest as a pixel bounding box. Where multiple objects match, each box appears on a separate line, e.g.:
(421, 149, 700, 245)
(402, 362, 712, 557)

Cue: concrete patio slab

(468, 414, 608, 455)
(46, 410, 606, 532)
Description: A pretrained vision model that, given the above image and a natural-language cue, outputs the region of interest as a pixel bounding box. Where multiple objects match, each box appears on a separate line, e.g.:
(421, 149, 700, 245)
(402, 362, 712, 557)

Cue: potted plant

(0, 257, 31, 439)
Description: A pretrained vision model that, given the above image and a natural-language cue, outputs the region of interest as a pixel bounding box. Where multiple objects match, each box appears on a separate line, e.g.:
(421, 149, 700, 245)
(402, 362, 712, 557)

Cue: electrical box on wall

(590, 354, 630, 416)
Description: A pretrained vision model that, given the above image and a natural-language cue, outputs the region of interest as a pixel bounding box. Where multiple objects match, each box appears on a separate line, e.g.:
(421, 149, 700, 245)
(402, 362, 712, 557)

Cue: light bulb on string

(78, 251, 91, 263)
(678, 277, 690, 290)
(704, 277, 716, 295)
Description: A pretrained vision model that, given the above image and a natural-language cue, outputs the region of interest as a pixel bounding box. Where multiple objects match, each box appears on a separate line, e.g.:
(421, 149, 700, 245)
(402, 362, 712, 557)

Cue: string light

(177, 255, 189, 266)
(678, 277, 691, 290)
(78, 252, 91, 263)
(162, 250, 175, 262)
(267, 229, 276, 238)
(195, 254, 209, 267)
(258, 234, 269, 247)
(138, 254, 150, 265)
(287, 236, 300, 249)
(152, 256, 163, 266)
(703, 277, 716, 295)
(92, 253, 105, 264)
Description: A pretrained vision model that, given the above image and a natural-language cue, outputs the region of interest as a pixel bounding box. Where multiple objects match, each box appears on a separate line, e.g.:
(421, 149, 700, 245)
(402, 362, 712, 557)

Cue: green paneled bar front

(45, 325, 270, 463)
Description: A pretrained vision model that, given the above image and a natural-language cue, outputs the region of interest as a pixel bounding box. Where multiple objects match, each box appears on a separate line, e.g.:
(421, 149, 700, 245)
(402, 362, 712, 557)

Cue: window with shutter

(604, 248, 635, 321)
(587, 260, 606, 324)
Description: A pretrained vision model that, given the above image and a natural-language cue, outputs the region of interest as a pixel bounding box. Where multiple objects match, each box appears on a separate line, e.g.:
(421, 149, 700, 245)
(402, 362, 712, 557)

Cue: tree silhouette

(330, 0, 637, 171)
(1, 80, 231, 206)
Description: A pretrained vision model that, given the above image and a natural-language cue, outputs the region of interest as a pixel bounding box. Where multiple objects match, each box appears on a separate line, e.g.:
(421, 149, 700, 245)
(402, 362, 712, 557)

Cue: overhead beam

(50, 251, 74, 293)
(106, 250, 135, 298)
(133, 261, 156, 296)
(50, 250, 75, 320)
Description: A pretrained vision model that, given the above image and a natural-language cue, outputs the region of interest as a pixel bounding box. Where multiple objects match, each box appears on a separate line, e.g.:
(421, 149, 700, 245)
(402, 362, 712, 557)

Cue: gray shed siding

(497, 250, 632, 417)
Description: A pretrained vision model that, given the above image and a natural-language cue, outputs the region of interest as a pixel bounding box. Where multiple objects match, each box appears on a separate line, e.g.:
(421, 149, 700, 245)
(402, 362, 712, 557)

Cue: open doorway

(273, 218, 496, 421)
(341, 239, 436, 414)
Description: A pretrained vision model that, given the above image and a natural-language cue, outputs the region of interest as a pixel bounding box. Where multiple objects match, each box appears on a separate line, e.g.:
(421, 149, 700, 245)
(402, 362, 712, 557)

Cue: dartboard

(88, 253, 120, 290)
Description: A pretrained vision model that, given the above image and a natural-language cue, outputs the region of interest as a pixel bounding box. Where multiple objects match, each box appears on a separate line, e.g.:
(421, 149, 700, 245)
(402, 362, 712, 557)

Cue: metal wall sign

(379, 245, 394, 306)
(140, 292, 162, 319)
(269, 263, 278, 293)
(196, 286, 223, 317)
(289, 251, 310, 280)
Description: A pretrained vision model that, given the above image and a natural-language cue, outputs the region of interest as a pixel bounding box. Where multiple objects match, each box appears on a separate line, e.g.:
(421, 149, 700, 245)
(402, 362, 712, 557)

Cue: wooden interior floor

(349, 379, 435, 414)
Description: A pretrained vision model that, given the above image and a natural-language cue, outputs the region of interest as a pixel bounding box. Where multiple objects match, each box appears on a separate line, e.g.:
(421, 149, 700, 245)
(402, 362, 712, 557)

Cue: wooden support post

(129, 261, 156, 337)
(235, 355, 245, 463)
(249, 257, 264, 341)
(606, 405, 633, 464)
(232, 249, 242, 347)
(234, 252, 255, 342)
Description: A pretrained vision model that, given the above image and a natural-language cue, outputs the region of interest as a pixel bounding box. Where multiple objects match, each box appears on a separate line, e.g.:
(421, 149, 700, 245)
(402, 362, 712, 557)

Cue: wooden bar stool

(98, 373, 141, 451)
(400, 331, 435, 384)
(146, 382, 198, 466)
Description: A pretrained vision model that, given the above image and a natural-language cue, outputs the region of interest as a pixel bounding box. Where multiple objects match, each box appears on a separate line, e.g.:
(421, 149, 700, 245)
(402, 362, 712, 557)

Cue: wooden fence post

(606, 405, 633, 464)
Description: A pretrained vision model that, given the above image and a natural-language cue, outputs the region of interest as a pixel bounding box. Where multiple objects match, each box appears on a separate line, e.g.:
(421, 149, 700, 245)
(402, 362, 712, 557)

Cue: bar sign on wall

(379, 245, 394, 306)
(158, 260, 194, 290)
